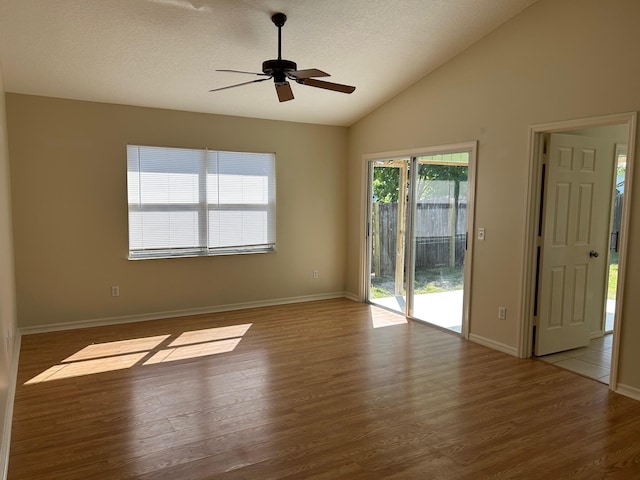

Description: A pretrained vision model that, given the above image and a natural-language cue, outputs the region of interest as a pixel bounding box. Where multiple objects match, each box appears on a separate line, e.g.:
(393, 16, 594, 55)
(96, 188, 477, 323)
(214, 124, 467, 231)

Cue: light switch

(478, 227, 485, 240)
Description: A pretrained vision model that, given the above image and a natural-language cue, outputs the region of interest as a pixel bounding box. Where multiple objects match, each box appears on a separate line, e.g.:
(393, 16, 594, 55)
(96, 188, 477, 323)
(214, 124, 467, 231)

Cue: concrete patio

(371, 289, 464, 333)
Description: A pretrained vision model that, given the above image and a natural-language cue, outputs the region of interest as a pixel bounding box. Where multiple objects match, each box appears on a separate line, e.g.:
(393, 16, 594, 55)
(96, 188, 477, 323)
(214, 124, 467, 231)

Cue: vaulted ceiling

(0, 0, 538, 126)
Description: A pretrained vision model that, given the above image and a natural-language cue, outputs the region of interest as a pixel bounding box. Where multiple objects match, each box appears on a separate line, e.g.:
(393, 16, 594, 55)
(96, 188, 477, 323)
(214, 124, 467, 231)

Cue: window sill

(128, 248, 276, 261)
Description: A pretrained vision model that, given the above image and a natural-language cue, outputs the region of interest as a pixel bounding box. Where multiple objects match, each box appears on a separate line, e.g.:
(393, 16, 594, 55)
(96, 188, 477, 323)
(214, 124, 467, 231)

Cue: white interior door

(535, 133, 615, 356)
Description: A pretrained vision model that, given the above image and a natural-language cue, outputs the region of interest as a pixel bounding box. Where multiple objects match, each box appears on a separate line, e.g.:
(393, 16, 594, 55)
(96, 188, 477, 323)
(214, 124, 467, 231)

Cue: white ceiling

(0, 0, 538, 126)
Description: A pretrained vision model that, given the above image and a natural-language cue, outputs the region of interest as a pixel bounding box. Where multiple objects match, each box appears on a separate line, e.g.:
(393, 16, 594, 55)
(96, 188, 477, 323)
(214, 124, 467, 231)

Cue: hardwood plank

(8, 299, 640, 479)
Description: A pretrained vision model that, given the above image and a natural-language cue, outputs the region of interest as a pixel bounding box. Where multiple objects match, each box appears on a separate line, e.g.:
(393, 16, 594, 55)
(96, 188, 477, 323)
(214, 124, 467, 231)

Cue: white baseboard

(615, 383, 640, 402)
(590, 330, 604, 339)
(1, 332, 21, 480)
(469, 333, 519, 357)
(343, 291, 360, 302)
(20, 292, 349, 335)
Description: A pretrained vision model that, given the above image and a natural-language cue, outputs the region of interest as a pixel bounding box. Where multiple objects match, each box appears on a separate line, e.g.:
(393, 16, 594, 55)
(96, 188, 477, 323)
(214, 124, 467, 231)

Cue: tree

(415, 164, 468, 204)
(372, 166, 400, 202)
(373, 163, 468, 206)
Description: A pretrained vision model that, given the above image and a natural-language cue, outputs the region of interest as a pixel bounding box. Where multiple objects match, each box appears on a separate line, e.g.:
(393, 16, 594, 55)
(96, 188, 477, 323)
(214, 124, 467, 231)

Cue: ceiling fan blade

(276, 82, 294, 102)
(209, 77, 271, 92)
(288, 68, 330, 79)
(298, 78, 356, 94)
(216, 69, 269, 76)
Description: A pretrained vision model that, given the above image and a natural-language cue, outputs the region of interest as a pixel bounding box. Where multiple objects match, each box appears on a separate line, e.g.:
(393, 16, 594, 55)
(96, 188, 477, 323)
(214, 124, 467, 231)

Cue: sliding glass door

(366, 144, 476, 336)
(368, 158, 409, 315)
(408, 153, 469, 333)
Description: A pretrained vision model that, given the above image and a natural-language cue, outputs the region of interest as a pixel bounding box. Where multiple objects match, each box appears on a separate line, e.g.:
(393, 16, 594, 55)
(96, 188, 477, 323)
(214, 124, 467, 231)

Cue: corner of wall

(0, 57, 19, 480)
(0, 333, 20, 480)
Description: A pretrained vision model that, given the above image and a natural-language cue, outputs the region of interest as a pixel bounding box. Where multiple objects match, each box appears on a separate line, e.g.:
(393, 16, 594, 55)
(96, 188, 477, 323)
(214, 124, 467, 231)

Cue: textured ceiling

(0, 0, 538, 126)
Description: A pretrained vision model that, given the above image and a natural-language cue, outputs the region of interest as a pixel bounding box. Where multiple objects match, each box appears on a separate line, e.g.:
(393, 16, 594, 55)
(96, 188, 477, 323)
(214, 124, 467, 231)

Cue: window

(127, 145, 276, 259)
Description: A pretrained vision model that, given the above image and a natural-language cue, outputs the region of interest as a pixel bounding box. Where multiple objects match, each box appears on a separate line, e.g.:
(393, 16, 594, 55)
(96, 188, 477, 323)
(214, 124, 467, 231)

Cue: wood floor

(8, 298, 640, 479)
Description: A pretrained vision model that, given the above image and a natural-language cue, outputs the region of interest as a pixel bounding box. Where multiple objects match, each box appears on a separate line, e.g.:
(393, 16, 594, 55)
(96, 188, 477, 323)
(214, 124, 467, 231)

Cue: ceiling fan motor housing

(262, 59, 296, 84)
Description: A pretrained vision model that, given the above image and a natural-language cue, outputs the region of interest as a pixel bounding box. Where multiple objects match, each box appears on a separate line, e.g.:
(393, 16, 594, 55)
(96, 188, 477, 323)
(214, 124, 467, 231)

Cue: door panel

(535, 134, 615, 356)
(368, 159, 409, 315)
(408, 155, 469, 333)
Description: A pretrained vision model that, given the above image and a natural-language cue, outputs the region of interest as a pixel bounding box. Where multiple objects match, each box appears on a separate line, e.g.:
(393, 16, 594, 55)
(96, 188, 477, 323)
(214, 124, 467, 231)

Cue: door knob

(589, 250, 599, 258)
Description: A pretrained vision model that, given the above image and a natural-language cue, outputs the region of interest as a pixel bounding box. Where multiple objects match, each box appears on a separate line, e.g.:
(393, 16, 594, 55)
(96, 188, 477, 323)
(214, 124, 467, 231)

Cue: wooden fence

(372, 202, 467, 277)
(372, 192, 623, 278)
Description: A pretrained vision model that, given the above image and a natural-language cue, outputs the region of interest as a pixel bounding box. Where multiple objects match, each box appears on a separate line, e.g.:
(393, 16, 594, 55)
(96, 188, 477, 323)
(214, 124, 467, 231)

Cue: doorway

(605, 144, 628, 335)
(364, 143, 477, 337)
(521, 113, 636, 389)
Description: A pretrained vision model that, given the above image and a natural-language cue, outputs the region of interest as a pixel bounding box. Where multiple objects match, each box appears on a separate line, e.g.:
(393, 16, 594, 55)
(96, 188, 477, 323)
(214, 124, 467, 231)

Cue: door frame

(519, 112, 637, 391)
(360, 141, 478, 339)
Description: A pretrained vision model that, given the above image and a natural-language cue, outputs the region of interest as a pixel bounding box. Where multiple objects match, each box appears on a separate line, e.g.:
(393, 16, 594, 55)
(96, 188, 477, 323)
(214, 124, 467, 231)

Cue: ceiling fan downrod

(263, 12, 295, 84)
(271, 13, 287, 61)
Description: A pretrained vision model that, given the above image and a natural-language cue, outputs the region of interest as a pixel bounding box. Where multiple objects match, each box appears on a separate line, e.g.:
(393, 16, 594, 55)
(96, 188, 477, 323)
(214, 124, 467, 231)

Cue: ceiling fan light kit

(210, 12, 356, 102)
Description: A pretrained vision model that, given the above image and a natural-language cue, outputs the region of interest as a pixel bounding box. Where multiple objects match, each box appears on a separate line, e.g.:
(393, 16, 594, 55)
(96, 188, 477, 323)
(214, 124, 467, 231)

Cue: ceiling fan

(210, 12, 356, 102)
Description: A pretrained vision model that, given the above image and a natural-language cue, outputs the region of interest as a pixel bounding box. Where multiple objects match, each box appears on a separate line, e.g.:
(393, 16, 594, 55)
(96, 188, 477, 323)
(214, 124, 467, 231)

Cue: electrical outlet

(111, 285, 120, 297)
(498, 306, 506, 320)
(313, 269, 319, 279)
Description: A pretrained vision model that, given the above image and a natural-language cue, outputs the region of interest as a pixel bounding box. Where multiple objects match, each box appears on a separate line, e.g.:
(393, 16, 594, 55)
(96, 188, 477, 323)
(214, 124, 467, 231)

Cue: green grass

(370, 266, 463, 298)
(608, 262, 618, 300)
(370, 284, 393, 299)
(414, 266, 463, 294)
(373, 262, 619, 301)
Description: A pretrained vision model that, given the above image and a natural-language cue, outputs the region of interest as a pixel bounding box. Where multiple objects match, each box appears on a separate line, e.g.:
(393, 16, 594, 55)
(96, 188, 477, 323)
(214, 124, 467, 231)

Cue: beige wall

(0, 61, 18, 471)
(7, 94, 348, 328)
(5, 0, 640, 395)
(347, 0, 640, 391)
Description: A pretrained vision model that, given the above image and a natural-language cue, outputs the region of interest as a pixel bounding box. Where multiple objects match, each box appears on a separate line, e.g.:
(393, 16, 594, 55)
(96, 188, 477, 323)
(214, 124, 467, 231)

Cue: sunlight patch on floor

(144, 338, 242, 365)
(25, 324, 252, 384)
(25, 352, 148, 384)
(63, 335, 170, 362)
(169, 324, 251, 347)
(370, 306, 407, 328)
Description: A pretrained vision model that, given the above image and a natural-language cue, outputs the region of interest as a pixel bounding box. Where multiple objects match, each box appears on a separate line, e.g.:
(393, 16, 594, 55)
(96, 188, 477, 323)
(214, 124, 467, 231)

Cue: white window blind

(127, 145, 276, 259)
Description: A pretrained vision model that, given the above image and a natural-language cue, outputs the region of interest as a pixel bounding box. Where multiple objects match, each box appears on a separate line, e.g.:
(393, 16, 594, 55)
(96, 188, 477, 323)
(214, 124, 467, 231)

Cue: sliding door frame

(361, 142, 478, 339)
